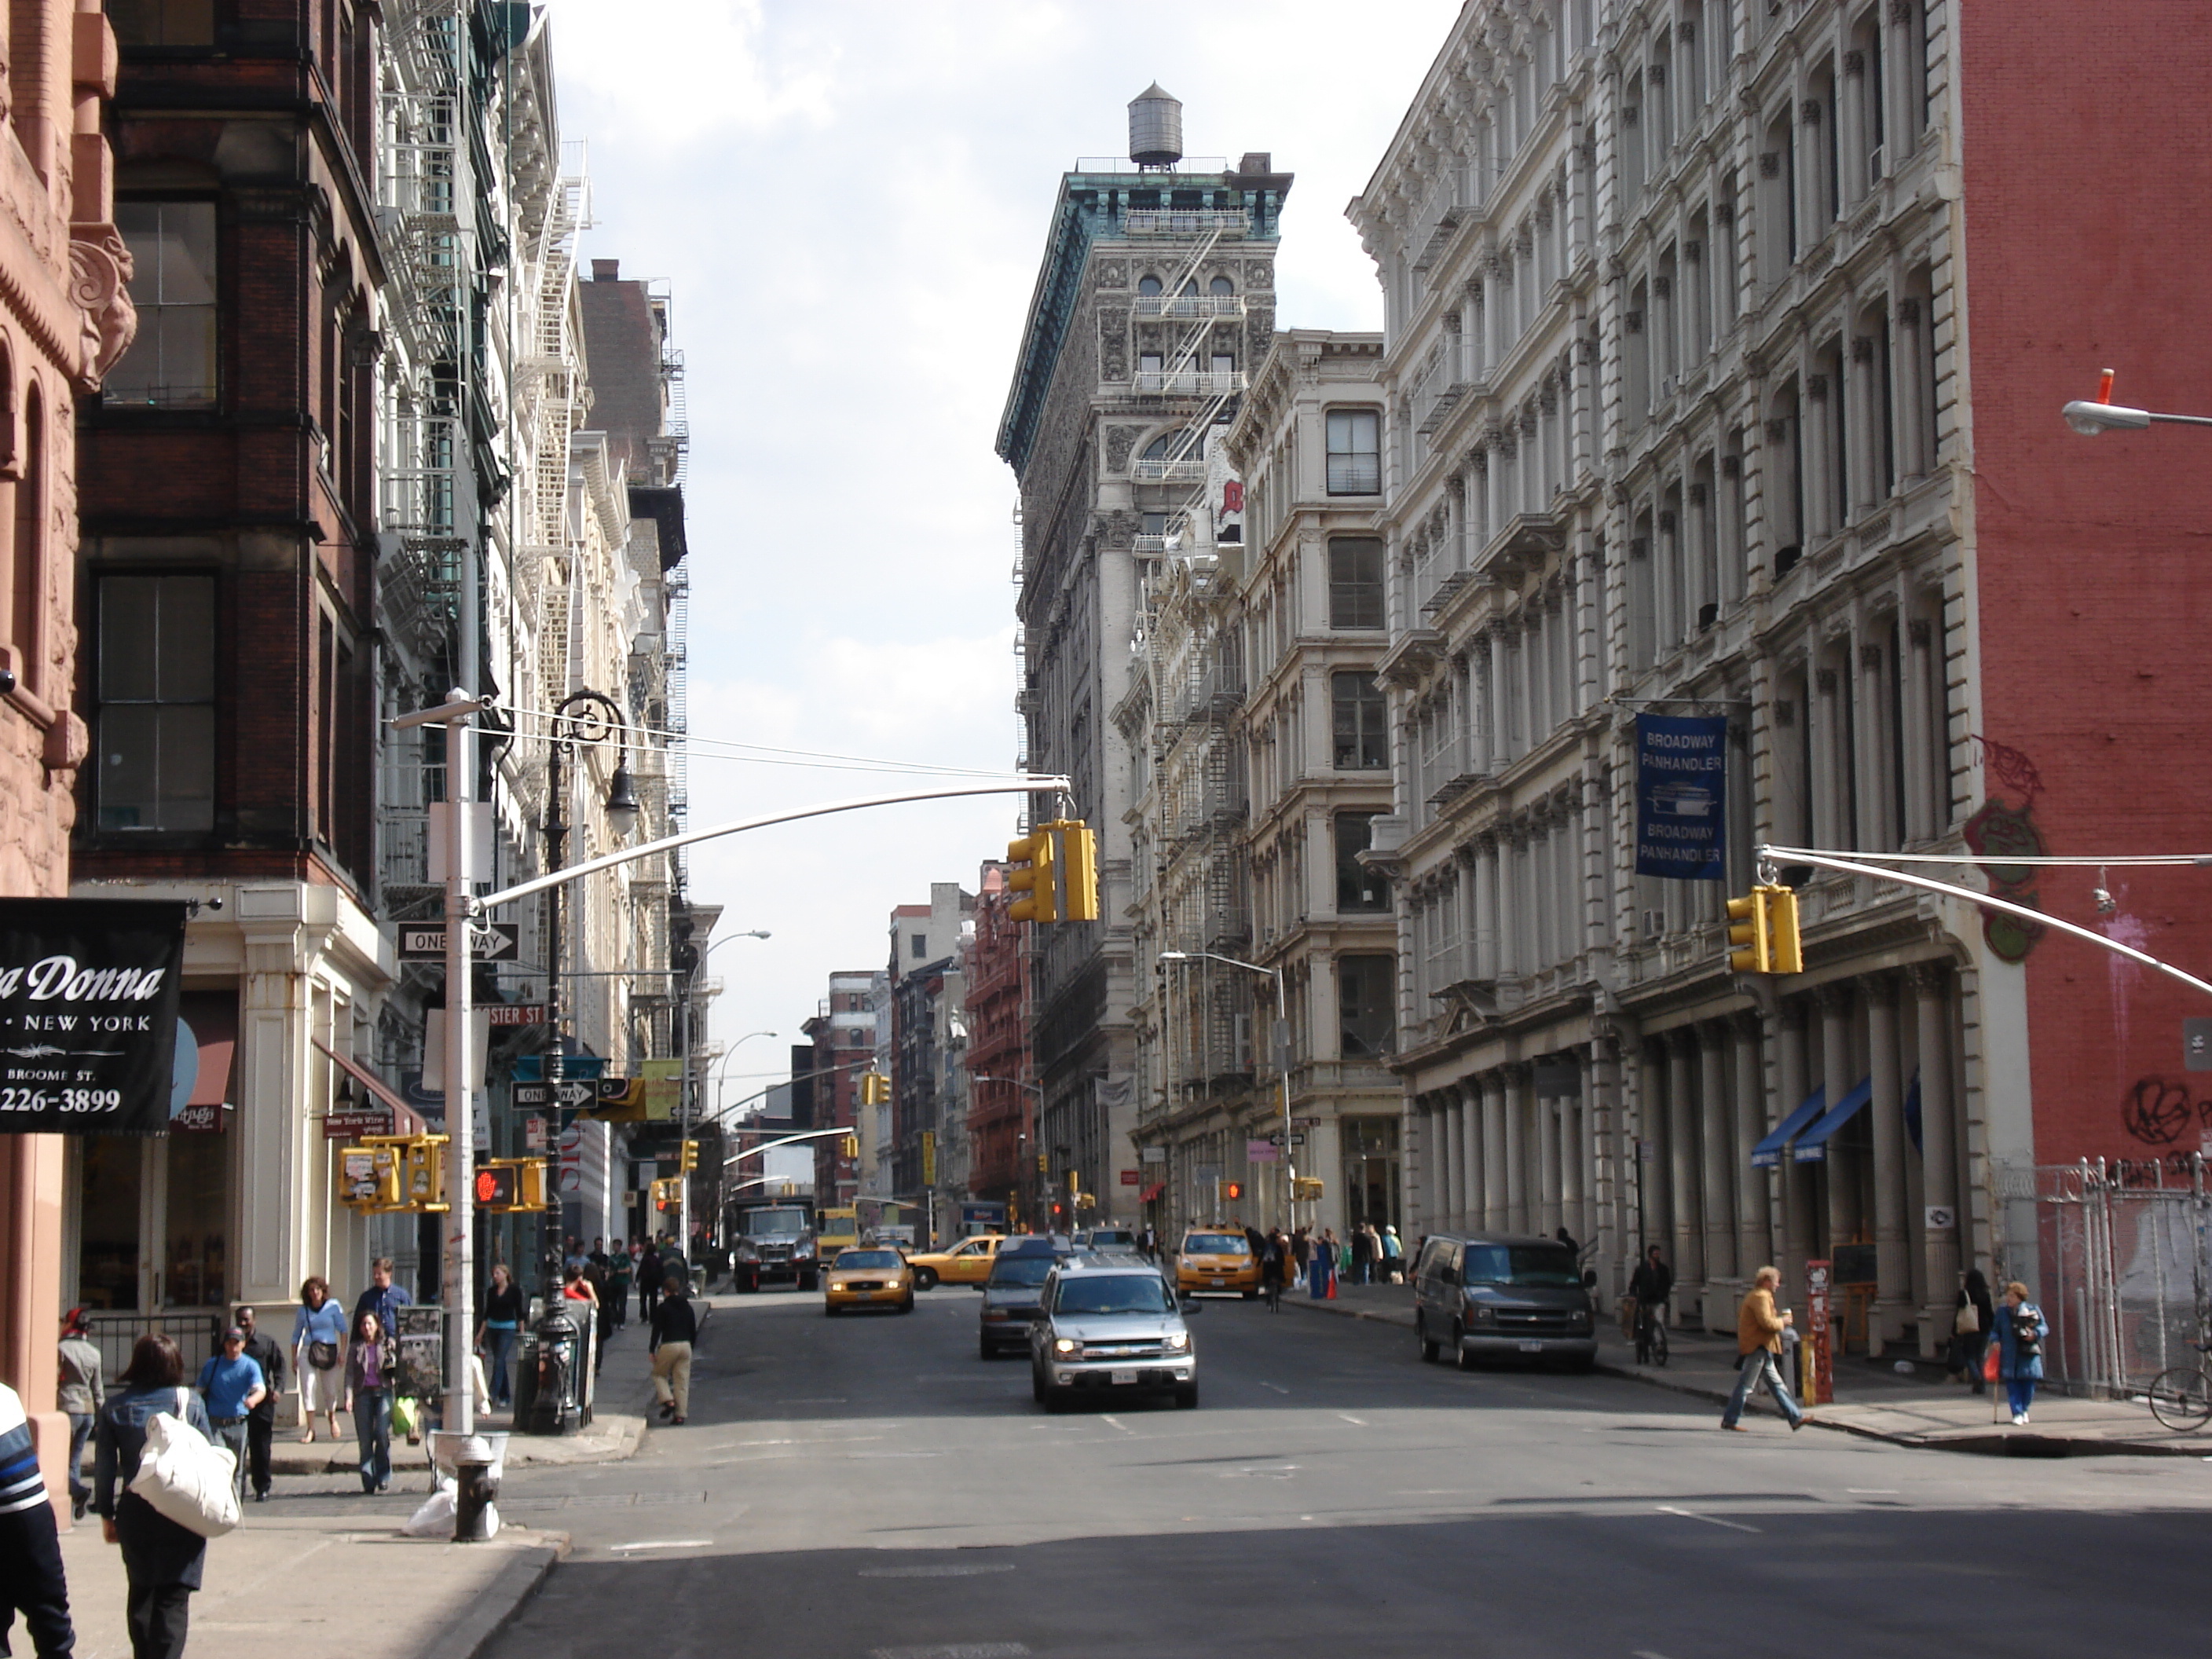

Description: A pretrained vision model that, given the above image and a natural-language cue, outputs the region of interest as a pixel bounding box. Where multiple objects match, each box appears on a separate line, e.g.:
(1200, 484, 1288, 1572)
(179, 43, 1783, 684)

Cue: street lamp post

(974, 1076, 1044, 1229)
(2061, 368, 2212, 436)
(1157, 950, 1293, 1236)
(541, 690, 637, 1300)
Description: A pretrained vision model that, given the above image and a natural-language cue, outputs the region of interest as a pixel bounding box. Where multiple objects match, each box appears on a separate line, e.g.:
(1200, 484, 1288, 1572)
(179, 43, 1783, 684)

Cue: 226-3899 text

(0, 1088, 122, 1112)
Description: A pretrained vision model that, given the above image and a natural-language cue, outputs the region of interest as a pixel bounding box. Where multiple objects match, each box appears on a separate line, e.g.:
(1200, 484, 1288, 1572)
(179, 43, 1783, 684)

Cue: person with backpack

(96, 1335, 216, 1659)
(1993, 1280, 2046, 1425)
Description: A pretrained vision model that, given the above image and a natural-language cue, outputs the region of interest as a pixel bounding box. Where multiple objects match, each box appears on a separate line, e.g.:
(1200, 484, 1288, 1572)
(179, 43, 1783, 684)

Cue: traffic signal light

(1036, 1152, 1047, 1173)
(1291, 1177, 1324, 1201)
(679, 1138, 700, 1174)
(1007, 826, 1059, 924)
(1056, 820, 1099, 921)
(841, 1134, 859, 1159)
(652, 1177, 680, 1211)
(1727, 883, 1803, 975)
(860, 1071, 891, 1107)
(1222, 1181, 1243, 1200)
(474, 1164, 519, 1208)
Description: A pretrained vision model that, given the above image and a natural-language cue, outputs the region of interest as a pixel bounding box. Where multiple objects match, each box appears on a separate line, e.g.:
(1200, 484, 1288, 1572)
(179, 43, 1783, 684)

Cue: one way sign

(398, 921, 520, 962)
(513, 1081, 596, 1109)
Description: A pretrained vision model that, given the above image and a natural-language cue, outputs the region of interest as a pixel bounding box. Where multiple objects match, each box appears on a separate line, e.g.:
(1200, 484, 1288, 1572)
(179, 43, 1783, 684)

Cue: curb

(443, 1532, 569, 1659)
(1286, 1294, 2200, 1458)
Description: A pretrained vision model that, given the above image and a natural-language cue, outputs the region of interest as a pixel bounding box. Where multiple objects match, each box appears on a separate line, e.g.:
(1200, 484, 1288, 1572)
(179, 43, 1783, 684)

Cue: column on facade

(1536, 1084, 1563, 1238)
(1899, 607, 1939, 842)
(1478, 1071, 1506, 1232)
(1460, 650, 1487, 775)
(1698, 1021, 1736, 1296)
(1731, 1013, 1770, 1274)
(1666, 1030, 1705, 1302)
(1563, 1079, 1590, 1251)
(1441, 1086, 1466, 1232)
(1641, 1042, 1674, 1281)
(1774, 998, 1816, 1299)
(1867, 973, 1912, 1347)
(1485, 621, 1511, 765)
(1588, 1035, 1623, 1294)
(1457, 1080, 1485, 1230)
(1804, 370, 1833, 538)
(1501, 1064, 1530, 1233)
(1913, 962, 1961, 1339)
(1819, 983, 1859, 1250)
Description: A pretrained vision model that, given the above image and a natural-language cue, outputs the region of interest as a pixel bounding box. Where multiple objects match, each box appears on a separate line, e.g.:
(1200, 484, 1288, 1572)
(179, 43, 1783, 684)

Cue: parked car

(978, 1236, 1071, 1357)
(1030, 1254, 1197, 1411)
(823, 1247, 915, 1316)
(1410, 1233, 1597, 1371)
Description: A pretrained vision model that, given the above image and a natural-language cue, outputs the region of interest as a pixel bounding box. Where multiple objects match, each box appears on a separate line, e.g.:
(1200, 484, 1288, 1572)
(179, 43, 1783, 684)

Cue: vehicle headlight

(794, 1243, 815, 1259)
(1163, 1331, 1191, 1353)
(1469, 1304, 1496, 1326)
(734, 1244, 760, 1262)
(1570, 1309, 1593, 1332)
(1053, 1337, 1080, 1356)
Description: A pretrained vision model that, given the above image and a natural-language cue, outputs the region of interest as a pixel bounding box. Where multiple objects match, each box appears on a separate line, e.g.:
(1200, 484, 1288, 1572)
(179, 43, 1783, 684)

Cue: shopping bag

(1981, 1343, 2000, 1382)
(127, 1389, 240, 1538)
(392, 1394, 420, 1441)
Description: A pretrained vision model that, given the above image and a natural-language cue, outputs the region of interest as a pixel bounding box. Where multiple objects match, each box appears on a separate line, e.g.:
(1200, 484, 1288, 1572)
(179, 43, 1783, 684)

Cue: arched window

(1141, 431, 1192, 462)
(1137, 274, 1163, 296)
(1179, 279, 1199, 297)
(11, 388, 38, 694)
(1209, 276, 1234, 295)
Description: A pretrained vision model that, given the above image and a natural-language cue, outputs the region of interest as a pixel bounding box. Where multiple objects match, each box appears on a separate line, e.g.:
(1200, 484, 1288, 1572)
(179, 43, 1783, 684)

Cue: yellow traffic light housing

(338, 1144, 401, 1210)
(1054, 820, 1099, 921)
(1727, 883, 1803, 975)
(679, 1138, 700, 1174)
(518, 1157, 552, 1210)
(859, 1071, 891, 1108)
(472, 1158, 552, 1213)
(1006, 826, 1059, 924)
(1291, 1177, 1324, 1201)
(840, 1134, 859, 1159)
(652, 1177, 679, 1211)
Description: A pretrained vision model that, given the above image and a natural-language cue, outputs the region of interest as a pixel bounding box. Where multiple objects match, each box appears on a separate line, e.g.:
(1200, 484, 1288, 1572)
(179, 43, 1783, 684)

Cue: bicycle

(1635, 1300, 1670, 1368)
(2145, 1339, 2212, 1430)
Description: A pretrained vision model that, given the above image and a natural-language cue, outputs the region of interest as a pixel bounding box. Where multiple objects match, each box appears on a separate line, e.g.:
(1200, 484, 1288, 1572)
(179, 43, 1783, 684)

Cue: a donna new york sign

(0, 900, 187, 1133)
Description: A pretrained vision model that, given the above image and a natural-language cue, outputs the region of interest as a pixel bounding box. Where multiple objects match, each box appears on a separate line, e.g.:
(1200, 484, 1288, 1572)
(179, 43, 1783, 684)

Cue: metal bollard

(453, 1456, 499, 1541)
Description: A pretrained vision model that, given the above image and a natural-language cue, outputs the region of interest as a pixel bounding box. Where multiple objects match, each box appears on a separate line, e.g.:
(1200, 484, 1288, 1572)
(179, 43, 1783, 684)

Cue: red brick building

(0, 0, 137, 1505)
(963, 864, 1033, 1221)
(802, 969, 875, 1203)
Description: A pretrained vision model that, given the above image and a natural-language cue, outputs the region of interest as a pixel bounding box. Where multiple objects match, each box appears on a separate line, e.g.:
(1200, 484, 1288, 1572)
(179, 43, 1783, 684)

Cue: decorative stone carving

(1105, 426, 1138, 473)
(69, 224, 137, 390)
(1097, 259, 1127, 288)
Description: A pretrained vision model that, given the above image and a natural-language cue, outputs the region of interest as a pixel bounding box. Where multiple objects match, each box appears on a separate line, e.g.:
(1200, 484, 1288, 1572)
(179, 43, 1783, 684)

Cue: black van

(1411, 1233, 1598, 1372)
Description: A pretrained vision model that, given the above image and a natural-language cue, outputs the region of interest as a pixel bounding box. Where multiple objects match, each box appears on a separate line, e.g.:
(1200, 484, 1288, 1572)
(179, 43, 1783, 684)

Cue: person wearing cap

(57, 1308, 104, 1522)
(235, 1306, 285, 1503)
(195, 1328, 266, 1504)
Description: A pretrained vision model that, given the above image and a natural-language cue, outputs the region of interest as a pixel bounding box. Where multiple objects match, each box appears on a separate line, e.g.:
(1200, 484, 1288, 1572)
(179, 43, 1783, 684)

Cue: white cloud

(542, 0, 1459, 1060)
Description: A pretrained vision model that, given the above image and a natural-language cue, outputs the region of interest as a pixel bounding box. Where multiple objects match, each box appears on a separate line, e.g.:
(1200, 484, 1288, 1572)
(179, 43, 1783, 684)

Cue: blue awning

(1791, 1075, 1873, 1163)
(1751, 1086, 1829, 1167)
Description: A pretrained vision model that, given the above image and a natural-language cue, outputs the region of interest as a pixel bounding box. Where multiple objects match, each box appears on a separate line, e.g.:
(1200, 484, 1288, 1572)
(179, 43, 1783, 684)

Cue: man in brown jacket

(1721, 1265, 1807, 1431)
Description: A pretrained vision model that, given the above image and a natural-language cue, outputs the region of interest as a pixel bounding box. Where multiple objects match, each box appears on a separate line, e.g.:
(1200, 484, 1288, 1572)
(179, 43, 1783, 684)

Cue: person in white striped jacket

(0, 1378, 75, 1656)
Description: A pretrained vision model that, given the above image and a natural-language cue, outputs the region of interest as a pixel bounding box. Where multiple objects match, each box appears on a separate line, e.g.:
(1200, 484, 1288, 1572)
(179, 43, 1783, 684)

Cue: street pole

(541, 734, 564, 1306)
(1158, 950, 1293, 1236)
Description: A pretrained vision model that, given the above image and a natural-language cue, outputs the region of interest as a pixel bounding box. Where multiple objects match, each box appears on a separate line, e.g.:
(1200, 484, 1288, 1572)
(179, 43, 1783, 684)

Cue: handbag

(1982, 1342, 2001, 1382)
(391, 1394, 420, 1440)
(126, 1389, 240, 1538)
(1954, 1302, 1979, 1336)
(309, 1340, 339, 1370)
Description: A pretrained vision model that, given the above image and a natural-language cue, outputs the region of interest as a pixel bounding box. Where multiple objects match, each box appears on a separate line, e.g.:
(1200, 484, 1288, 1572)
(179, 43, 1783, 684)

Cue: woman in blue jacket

(1991, 1280, 2046, 1426)
(95, 1334, 215, 1659)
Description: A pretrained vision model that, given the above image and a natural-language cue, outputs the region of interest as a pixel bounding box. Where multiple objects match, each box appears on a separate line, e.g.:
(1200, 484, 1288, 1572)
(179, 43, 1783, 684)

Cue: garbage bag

(402, 1478, 456, 1537)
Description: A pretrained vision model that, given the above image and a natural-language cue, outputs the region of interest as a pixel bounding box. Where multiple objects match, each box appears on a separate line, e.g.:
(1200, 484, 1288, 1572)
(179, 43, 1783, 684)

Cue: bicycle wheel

(2147, 1367, 2212, 1430)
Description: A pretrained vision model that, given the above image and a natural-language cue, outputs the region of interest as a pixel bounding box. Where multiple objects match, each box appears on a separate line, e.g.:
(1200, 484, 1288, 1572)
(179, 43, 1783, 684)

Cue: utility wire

(1763, 845, 2212, 870)
(495, 700, 1027, 781)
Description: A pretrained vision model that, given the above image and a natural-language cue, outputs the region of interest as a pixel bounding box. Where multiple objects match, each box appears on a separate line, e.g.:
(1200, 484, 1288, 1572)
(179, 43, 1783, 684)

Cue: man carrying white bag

(96, 1335, 233, 1659)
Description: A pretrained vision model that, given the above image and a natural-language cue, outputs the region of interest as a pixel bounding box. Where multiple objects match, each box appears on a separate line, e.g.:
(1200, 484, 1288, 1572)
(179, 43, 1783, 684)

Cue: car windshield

(1055, 1276, 1174, 1317)
(988, 1257, 1056, 1287)
(1183, 1234, 1247, 1255)
(1460, 1243, 1581, 1287)
(836, 1251, 901, 1270)
(741, 1208, 808, 1239)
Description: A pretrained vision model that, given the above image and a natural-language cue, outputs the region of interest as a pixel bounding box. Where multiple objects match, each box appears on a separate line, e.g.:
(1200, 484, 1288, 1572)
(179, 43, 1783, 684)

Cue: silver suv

(1031, 1254, 1198, 1411)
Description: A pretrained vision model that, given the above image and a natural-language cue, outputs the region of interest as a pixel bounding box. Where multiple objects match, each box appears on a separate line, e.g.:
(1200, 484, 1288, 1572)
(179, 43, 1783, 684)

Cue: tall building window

(911, 933, 927, 959)
(1325, 408, 1381, 495)
(108, 203, 218, 408)
(97, 573, 217, 832)
(1331, 672, 1388, 769)
(106, 0, 216, 45)
(1328, 537, 1386, 629)
(1137, 274, 1163, 296)
(1335, 813, 1390, 912)
(1339, 954, 1397, 1057)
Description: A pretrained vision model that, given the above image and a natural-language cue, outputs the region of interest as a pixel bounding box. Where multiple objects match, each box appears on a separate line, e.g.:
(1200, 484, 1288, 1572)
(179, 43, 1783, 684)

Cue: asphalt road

(478, 1284, 2212, 1659)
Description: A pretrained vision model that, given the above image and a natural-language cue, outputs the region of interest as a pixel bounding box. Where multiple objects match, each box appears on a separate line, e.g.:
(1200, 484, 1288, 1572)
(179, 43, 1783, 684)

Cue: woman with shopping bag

(94, 1335, 219, 1659)
(344, 1309, 395, 1494)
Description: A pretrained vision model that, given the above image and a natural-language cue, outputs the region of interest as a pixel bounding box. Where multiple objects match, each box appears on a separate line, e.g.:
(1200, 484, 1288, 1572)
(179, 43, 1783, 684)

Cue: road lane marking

(1259, 1382, 1290, 1394)
(712, 1435, 882, 1448)
(1339, 1413, 1368, 1426)
(1847, 1489, 1900, 1495)
(1632, 1650, 1678, 1658)
(870, 1646, 1030, 1659)
(608, 1539, 713, 1551)
(859, 1564, 1017, 1579)
(1099, 1415, 1136, 1435)
(1656, 1505, 1763, 1533)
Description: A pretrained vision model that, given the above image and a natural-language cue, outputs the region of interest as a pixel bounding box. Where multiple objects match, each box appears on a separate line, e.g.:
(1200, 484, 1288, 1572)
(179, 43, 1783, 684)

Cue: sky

(542, 0, 1460, 1104)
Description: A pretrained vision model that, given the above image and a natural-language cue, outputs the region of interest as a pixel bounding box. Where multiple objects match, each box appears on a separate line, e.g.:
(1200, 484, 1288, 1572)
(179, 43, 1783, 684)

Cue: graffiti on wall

(2120, 1077, 2209, 1148)
(1965, 734, 2048, 965)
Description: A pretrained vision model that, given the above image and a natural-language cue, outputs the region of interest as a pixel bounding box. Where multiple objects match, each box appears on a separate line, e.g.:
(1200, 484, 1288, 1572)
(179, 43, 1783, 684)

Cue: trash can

(521, 1310, 580, 1435)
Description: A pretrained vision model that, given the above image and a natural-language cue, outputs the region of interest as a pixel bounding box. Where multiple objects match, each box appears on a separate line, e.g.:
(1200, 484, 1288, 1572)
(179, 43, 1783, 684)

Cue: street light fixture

(2061, 368, 2212, 436)
(1156, 948, 1295, 1235)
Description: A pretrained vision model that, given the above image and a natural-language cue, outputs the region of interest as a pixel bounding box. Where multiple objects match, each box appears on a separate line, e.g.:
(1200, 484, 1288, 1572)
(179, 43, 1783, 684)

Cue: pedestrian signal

(1726, 884, 1803, 975)
(652, 1177, 680, 1211)
(1291, 1177, 1324, 1201)
(474, 1165, 519, 1208)
(1006, 826, 1060, 924)
(1222, 1181, 1243, 1200)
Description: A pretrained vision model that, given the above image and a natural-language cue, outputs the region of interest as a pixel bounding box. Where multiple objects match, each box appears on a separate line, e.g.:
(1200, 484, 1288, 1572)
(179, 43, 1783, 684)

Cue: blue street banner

(1635, 713, 1727, 881)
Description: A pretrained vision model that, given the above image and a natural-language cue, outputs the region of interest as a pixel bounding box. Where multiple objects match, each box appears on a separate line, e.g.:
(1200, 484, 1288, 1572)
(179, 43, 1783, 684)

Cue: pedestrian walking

(1139, 1225, 1158, 1261)
(194, 1326, 265, 1505)
(1259, 1228, 1287, 1311)
(1950, 1268, 1994, 1394)
(234, 1306, 284, 1503)
(0, 1375, 75, 1657)
(96, 1335, 214, 1659)
(607, 1239, 632, 1330)
(292, 1275, 347, 1444)
(57, 1308, 104, 1522)
(1628, 1243, 1674, 1357)
(1992, 1280, 2046, 1426)
(342, 1309, 394, 1495)
(1720, 1265, 1807, 1432)
(649, 1277, 697, 1426)
(1350, 1224, 1374, 1286)
(637, 1241, 663, 1328)
(351, 1258, 413, 1346)
(1379, 1224, 1403, 1283)
(478, 1264, 525, 1411)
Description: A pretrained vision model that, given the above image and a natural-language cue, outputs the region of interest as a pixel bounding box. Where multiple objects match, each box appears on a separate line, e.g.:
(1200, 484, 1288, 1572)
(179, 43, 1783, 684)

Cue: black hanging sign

(0, 900, 187, 1133)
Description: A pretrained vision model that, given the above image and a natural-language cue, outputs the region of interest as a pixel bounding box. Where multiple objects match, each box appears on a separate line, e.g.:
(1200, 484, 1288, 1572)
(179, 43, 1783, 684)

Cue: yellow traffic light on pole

(841, 1134, 859, 1159)
(680, 1138, 699, 1174)
(1727, 883, 1803, 975)
(1006, 826, 1059, 923)
(860, 1071, 890, 1107)
(1054, 820, 1099, 921)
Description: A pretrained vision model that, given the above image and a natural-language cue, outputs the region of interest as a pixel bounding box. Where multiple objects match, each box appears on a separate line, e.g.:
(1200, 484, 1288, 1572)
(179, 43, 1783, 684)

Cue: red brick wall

(1959, 3, 2212, 1165)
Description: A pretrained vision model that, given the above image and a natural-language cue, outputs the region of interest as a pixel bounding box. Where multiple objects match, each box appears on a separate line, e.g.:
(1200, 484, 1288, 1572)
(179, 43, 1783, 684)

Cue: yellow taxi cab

(823, 1247, 916, 1316)
(1176, 1229, 1259, 1298)
(905, 1232, 1005, 1291)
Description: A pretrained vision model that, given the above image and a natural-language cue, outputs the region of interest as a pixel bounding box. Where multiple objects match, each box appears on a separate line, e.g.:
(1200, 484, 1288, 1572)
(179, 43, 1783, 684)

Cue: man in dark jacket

(234, 1306, 285, 1503)
(649, 1279, 699, 1425)
(637, 1243, 663, 1327)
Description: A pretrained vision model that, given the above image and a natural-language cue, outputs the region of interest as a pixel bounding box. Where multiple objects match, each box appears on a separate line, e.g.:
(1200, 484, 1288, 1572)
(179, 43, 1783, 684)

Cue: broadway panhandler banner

(0, 900, 188, 1133)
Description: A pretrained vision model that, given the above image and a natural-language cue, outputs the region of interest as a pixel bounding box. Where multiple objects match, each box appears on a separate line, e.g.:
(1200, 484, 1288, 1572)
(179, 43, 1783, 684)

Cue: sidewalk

(1285, 1280, 2212, 1457)
(57, 1513, 563, 1659)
